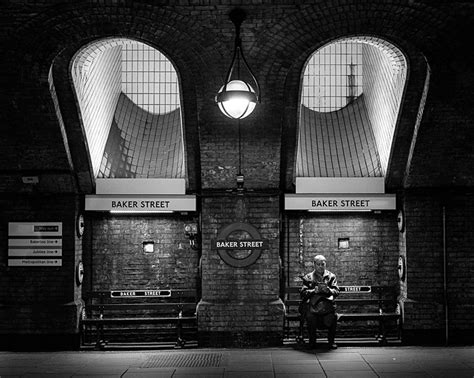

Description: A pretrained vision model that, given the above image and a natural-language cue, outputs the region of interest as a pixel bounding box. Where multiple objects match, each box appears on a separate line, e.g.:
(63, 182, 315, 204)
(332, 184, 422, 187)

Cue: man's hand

(318, 283, 330, 294)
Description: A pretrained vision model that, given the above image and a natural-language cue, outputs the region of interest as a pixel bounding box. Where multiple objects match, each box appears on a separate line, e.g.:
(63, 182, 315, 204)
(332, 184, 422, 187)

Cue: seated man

(300, 254, 340, 349)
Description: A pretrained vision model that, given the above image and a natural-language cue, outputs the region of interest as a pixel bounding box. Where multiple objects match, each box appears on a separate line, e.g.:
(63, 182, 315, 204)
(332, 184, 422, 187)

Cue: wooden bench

(80, 288, 198, 349)
(284, 285, 401, 344)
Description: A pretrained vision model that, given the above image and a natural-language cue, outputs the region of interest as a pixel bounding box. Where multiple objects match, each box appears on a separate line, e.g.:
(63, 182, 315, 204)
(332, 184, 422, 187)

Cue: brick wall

(199, 110, 281, 190)
(283, 212, 399, 288)
(86, 214, 199, 292)
(445, 193, 474, 339)
(282, 211, 400, 338)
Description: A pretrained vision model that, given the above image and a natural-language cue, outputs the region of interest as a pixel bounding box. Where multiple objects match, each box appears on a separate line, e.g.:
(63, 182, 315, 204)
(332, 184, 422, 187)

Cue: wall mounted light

(338, 238, 350, 249)
(215, 8, 260, 119)
(143, 241, 155, 253)
(22, 176, 39, 184)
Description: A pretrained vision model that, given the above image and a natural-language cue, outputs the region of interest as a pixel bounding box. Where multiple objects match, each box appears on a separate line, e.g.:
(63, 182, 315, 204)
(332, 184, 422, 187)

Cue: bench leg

(296, 318, 305, 345)
(377, 319, 388, 345)
(94, 324, 107, 350)
(174, 319, 185, 348)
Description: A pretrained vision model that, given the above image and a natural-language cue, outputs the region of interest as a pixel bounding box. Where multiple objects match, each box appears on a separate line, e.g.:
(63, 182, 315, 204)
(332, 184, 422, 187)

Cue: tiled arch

(70, 38, 184, 179)
(297, 36, 408, 178)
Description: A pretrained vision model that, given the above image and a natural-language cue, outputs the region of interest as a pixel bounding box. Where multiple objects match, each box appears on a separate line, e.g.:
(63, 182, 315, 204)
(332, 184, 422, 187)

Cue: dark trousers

(305, 312, 337, 345)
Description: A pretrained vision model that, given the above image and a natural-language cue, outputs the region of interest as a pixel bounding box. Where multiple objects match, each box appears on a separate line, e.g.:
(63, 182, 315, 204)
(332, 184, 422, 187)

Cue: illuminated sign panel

(285, 194, 396, 211)
(85, 195, 196, 212)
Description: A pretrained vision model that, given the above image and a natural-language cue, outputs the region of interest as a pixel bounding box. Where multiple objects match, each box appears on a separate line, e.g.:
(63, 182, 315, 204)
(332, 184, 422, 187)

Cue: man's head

(313, 254, 327, 274)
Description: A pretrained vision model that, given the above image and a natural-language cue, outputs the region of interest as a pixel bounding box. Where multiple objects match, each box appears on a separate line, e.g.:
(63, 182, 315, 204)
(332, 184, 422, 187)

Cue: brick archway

(8, 3, 223, 193)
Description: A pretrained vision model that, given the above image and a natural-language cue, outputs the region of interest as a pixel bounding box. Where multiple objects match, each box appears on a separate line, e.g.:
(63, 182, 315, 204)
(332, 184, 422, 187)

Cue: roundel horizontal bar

(215, 222, 266, 268)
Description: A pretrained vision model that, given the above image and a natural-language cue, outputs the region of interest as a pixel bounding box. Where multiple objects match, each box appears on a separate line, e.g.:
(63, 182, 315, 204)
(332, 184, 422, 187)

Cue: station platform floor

(1, 345, 473, 377)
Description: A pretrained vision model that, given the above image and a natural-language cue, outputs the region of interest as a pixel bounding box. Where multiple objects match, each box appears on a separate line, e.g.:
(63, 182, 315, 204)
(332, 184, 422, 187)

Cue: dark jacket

(299, 270, 340, 315)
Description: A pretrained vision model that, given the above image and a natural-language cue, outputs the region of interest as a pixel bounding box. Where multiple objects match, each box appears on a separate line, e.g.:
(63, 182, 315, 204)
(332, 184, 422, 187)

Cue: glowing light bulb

(216, 80, 257, 119)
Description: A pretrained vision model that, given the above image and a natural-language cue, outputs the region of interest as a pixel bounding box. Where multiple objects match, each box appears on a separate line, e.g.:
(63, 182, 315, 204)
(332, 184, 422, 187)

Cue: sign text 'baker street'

(111, 200, 170, 209)
(110, 290, 171, 298)
(311, 199, 370, 208)
(212, 240, 269, 250)
(284, 194, 396, 211)
(85, 195, 196, 212)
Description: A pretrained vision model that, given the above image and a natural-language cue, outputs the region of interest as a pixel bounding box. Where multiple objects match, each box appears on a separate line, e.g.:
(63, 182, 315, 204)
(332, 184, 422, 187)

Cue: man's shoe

(328, 343, 338, 349)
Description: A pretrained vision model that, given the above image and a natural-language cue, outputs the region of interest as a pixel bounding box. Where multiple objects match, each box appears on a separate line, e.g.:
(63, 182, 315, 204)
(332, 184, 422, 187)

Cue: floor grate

(142, 353, 222, 368)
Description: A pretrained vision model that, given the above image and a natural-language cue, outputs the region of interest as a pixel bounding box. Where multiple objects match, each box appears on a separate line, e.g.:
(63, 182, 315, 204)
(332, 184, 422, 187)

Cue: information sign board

(8, 259, 62, 267)
(8, 222, 62, 267)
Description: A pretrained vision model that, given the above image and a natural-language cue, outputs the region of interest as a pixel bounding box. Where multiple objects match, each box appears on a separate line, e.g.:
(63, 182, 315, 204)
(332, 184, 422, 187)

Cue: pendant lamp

(215, 9, 261, 119)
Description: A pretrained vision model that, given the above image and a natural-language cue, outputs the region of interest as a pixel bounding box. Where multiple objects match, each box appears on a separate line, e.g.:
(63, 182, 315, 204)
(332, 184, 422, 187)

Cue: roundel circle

(216, 222, 265, 268)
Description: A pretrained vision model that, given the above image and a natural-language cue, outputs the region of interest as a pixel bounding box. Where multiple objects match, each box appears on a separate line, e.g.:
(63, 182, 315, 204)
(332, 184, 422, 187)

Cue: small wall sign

(339, 286, 372, 293)
(110, 289, 171, 298)
(76, 261, 84, 285)
(397, 209, 405, 232)
(76, 214, 85, 237)
(398, 255, 406, 281)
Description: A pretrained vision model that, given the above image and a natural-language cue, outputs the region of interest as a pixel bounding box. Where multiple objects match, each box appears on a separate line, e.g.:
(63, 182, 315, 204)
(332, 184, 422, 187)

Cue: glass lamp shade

(216, 80, 257, 119)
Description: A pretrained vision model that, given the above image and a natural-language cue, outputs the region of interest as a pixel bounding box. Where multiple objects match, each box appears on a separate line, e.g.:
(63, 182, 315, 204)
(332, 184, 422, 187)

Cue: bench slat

(339, 313, 400, 320)
(285, 299, 392, 305)
(87, 303, 196, 310)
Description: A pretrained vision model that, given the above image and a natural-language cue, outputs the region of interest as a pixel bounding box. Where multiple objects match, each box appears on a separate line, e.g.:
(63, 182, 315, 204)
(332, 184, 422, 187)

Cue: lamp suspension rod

(238, 120, 242, 175)
(235, 40, 260, 102)
(224, 8, 261, 101)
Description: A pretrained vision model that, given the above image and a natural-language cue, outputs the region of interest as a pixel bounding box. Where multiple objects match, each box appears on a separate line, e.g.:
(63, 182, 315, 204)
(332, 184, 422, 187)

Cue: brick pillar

(197, 194, 285, 347)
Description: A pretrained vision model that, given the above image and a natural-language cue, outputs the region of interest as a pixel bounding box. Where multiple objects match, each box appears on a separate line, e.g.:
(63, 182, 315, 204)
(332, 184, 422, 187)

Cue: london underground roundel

(213, 222, 268, 268)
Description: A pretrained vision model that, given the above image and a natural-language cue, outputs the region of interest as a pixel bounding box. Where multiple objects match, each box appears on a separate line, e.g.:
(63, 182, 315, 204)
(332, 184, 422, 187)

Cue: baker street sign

(212, 222, 268, 268)
(212, 240, 268, 250)
(285, 193, 396, 211)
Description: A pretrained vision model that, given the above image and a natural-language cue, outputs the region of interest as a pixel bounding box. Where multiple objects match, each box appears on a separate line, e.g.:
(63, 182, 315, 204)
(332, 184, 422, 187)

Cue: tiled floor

(1, 346, 473, 377)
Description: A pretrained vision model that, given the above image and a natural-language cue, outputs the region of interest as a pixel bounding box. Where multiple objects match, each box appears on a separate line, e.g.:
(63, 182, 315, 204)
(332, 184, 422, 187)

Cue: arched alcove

(297, 36, 408, 178)
(56, 38, 186, 180)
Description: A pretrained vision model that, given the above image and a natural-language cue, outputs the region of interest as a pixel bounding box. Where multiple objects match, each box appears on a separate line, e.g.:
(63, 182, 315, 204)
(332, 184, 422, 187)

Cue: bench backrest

(86, 289, 197, 300)
(285, 285, 398, 313)
(83, 289, 198, 318)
